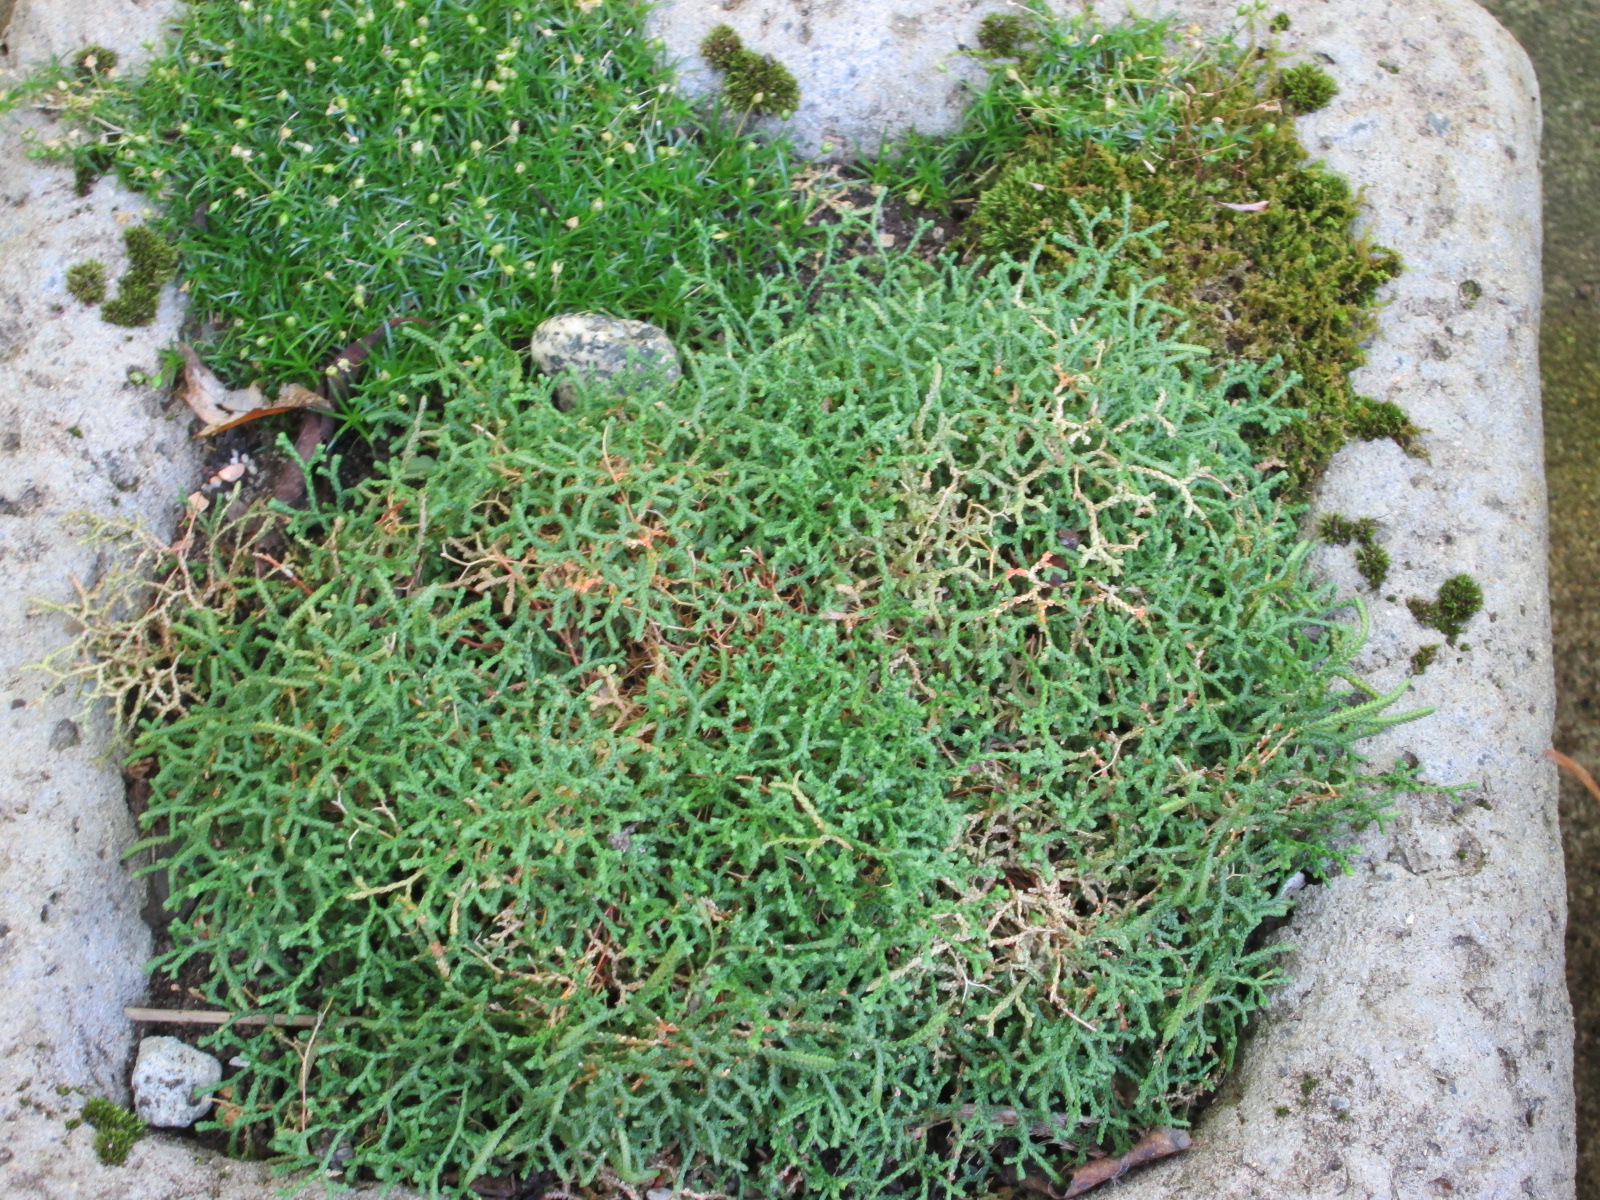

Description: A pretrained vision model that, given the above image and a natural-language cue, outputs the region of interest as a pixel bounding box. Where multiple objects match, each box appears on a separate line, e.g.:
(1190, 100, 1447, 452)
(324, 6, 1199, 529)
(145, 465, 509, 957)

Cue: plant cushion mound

(131, 222, 1418, 1197)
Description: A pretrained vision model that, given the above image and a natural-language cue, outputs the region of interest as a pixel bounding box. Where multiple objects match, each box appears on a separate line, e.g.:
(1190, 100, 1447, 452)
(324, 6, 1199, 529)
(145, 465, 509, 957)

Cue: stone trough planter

(0, 0, 1571, 1195)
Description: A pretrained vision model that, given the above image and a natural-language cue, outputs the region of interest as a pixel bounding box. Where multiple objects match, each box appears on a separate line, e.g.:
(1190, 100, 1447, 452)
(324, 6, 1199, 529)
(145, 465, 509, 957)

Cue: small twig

(298, 1003, 330, 1132)
(1547, 749, 1600, 806)
(254, 552, 314, 595)
(1021, 1128, 1193, 1198)
(124, 1007, 332, 1028)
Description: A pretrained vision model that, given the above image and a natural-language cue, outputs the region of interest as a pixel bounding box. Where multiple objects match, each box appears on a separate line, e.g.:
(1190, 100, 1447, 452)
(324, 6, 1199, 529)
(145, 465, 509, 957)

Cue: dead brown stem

(1021, 1127, 1193, 1198)
(1547, 749, 1600, 806)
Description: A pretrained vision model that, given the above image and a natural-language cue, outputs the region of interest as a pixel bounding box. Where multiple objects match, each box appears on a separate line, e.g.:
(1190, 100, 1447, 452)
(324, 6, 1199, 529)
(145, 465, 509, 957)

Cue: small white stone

(131, 1035, 222, 1128)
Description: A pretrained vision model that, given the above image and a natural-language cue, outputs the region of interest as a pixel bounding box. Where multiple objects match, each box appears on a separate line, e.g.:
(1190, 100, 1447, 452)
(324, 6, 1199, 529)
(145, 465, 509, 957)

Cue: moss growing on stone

(71, 145, 114, 197)
(66, 259, 107, 305)
(1354, 542, 1392, 591)
(699, 24, 799, 117)
(81, 1096, 145, 1166)
(699, 23, 743, 71)
(1270, 12, 1292, 32)
(978, 13, 1033, 56)
(1277, 62, 1339, 114)
(75, 44, 119, 79)
(1319, 514, 1376, 545)
(1319, 513, 1389, 589)
(1408, 574, 1483, 642)
(102, 226, 178, 327)
(1349, 397, 1423, 451)
(952, 18, 1406, 489)
(1410, 643, 1441, 675)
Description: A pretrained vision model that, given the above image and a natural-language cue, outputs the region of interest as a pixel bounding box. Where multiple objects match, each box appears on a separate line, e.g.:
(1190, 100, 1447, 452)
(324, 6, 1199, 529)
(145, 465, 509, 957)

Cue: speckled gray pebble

(131, 1036, 221, 1128)
(527, 312, 681, 409)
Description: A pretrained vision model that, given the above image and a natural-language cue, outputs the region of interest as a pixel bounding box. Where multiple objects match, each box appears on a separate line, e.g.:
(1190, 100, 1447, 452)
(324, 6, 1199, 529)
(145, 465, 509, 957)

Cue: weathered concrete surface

(0, 0, 182, 1134)
(0, 2, 313, 1193)
(0, 0, 1566, 1196)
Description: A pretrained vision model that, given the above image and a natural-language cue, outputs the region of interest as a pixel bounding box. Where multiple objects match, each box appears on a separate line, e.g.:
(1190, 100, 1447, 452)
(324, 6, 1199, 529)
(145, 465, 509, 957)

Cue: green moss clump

(101, 226, 179, 327)
(1319, 514, 1389, 589)
(931, 12, 1405, 489)
(1459, 278, 1483, 307)
(1349, 397, 1422, 452)
(75, 45, 119, 78)
(1410, 643, 1441, 675)
(1278, 62, 1339, 114)
(1354, 543, 1392, 591)
(1319, 514, 1376, 545)
(978, 13, 1033, 56)
(81, 1096, 145, 1166)
(71, 146, 114, 197)
(1270, 13, 1292, 32)
(699, 23, 744, 71)
(699, 24, 799, 117)
(1408, 574, 1483, 642)
(66, 259, 108, 305)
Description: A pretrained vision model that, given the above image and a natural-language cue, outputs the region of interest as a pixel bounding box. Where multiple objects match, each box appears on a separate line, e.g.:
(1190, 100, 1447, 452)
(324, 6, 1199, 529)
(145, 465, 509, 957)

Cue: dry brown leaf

(179, 343, 263, 429)
(180, 344, 331, 437)
(1021, 1128, 1193, 1199)
(1216, 199, 1270, 212)
(197, 384, 331, 438)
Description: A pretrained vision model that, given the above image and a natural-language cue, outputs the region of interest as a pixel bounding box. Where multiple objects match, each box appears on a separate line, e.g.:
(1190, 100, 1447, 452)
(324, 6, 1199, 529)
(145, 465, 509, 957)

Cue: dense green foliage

(94, 220, 1425, 1196)
(866, 3, 1412, 489)
(75, 0, 810, 430)
(25, 2, 1430, 1194)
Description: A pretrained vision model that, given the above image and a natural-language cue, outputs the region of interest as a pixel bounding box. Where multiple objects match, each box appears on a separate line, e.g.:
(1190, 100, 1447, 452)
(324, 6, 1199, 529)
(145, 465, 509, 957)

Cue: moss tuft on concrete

(699, 24, 799, 117)
(101, 226, 178, 327)
(1408, 574, 1483, 643)
(65, 259, 106, 305)
(80, 1096, 145, 1166)
(1319, 513, 1390, 589)
(1278, 62, 1339, 114)
(74, 44, 118, 78)
(977, 13, 1032, 56)
(947, 14, 1406, 490)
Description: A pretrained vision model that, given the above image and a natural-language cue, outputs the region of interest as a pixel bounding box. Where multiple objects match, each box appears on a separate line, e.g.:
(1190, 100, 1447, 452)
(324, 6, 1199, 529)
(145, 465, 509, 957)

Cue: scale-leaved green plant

(66, 214, 1425, 1197)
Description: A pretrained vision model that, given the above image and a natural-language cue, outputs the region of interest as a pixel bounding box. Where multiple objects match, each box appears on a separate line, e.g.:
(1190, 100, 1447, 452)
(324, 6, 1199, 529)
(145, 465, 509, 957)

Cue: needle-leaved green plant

(70, 213, 1426, 1196)
(57, 0, 810, 434)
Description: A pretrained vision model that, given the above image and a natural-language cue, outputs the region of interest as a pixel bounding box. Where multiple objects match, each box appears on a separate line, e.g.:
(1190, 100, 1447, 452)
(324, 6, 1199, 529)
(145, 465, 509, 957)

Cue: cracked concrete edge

(0, 0, 1569, 1197)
